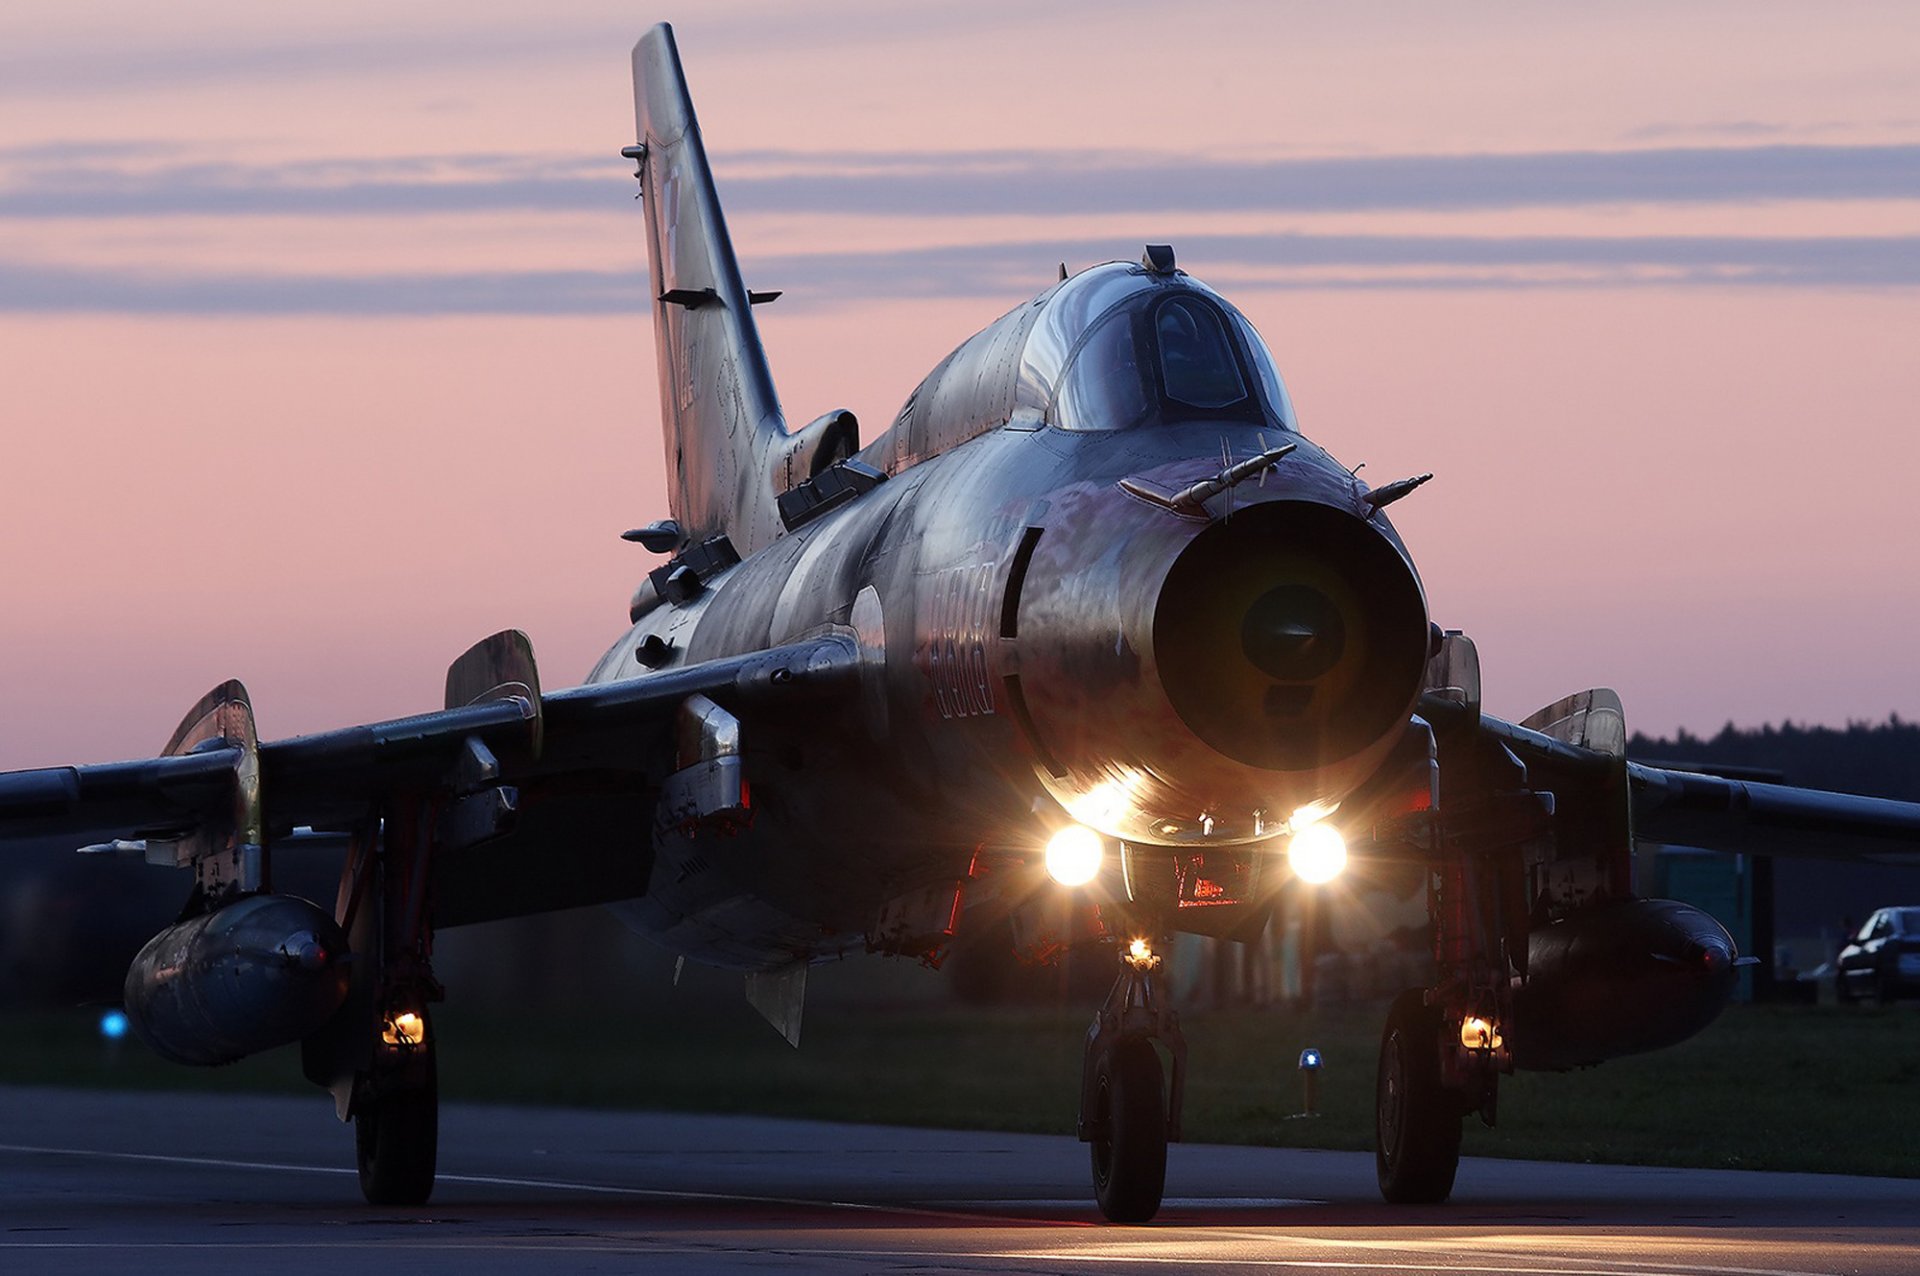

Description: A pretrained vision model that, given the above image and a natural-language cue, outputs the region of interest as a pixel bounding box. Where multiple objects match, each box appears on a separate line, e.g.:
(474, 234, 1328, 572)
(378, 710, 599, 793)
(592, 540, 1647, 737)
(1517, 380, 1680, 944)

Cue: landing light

(1460, 1016, 1503, 1051)
(1044, 824, 1104, 887)
(381, 1011, 427, 1049)
(1287, 821, 1347, 884)
(1290, 801, 1340, 829)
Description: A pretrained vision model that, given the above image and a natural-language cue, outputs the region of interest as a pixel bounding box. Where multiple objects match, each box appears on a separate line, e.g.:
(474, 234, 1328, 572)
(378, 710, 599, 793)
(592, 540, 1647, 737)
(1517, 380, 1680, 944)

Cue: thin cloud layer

(4, 232, 1914, 315)
(0, 1, 1145, 97)
(4, 142, 1918, 219)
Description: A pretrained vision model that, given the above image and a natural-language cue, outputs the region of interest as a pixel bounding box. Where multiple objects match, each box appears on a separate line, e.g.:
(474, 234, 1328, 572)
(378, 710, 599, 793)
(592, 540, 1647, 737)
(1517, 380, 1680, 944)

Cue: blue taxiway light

(1298, 1048, 1322, 1070)
(99, 1010, 130, 1041)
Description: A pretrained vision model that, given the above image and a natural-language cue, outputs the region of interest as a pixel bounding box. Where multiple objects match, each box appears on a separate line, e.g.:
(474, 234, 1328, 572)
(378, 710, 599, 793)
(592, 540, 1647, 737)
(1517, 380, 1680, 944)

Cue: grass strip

(3, 1000, 1913, 1178)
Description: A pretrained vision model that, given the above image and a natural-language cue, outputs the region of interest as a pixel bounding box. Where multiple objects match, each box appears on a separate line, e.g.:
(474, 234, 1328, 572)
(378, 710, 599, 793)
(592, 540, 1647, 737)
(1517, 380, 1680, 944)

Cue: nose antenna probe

(1361, 472, 1434, 511)
(1169, 441, 1297, 515)
(1118, 441, 1296, 516)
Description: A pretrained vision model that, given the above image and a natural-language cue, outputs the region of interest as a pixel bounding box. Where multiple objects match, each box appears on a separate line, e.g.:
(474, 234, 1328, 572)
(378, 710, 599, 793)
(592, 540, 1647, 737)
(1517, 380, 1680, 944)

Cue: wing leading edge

(1420, 694, 1920, 867)
(0, 632, 861, 925)
(1626, 763, 1920, 866)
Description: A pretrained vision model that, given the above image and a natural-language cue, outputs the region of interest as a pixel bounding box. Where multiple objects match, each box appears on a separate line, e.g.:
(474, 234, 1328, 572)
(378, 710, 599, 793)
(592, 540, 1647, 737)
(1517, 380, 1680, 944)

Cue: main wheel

(1089, 1037, 1167, 1223)
(1375, 989, 1462, 1204)
(355, 1031, 438, 1206)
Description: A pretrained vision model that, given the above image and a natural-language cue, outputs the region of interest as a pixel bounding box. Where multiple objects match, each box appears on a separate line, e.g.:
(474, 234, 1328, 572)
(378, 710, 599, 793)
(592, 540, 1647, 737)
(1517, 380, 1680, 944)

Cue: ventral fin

(743, 961, 806, 1047)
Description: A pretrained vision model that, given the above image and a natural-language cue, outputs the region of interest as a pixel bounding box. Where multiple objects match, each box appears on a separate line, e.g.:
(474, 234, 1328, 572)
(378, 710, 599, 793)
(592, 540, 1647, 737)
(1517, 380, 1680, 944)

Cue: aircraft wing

(1624, 762, 1920, 866)
(1423, 694, 1920, 867)
(0, 632, 860, 926)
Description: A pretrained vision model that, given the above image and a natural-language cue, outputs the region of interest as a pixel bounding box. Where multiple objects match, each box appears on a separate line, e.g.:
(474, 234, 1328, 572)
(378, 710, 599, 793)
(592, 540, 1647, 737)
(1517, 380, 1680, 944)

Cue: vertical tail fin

(630, 24, 788, 554)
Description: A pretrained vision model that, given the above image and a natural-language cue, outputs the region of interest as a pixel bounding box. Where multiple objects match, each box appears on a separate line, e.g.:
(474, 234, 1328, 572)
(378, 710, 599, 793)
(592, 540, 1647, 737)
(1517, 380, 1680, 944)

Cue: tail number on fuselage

(926, 564, 996, 719)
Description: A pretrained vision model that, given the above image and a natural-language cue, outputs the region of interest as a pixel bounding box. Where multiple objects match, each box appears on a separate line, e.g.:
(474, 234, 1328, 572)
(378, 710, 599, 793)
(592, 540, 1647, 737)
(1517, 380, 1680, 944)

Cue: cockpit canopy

(872, 258, 1298, 474)
(1024, 262, 1297, 434)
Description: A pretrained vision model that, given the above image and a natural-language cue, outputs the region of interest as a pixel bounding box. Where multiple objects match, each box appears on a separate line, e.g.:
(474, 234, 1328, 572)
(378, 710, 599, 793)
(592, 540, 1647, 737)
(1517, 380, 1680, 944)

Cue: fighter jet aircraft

(5, 23, 1918, 1223)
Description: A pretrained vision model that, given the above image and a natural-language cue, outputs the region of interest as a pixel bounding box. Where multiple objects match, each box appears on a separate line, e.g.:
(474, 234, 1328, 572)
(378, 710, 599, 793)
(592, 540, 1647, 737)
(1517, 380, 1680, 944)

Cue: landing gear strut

(300, 634, 531, 1207)
(356, 1007, 437, 1205)
(304, 803, 445, 1207)
(1079, 943, 1186, 1223)
(351, 799, 443, 1206)
(1374, 989, 1463, 1203)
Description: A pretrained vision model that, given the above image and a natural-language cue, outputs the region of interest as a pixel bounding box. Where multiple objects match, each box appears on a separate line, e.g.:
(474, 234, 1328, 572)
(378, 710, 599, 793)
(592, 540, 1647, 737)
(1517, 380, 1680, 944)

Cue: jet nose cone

(1242, 584, 1346, 681)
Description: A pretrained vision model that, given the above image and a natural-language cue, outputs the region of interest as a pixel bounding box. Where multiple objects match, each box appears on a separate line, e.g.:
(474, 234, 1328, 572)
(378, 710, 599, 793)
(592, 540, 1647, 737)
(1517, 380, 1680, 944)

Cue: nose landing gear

(1078, 941, 1187, 1223)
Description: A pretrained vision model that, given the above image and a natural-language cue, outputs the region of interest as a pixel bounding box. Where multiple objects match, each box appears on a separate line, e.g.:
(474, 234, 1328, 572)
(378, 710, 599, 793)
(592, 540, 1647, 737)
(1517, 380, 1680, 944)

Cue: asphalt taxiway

(3, 1084, 1915, 1274)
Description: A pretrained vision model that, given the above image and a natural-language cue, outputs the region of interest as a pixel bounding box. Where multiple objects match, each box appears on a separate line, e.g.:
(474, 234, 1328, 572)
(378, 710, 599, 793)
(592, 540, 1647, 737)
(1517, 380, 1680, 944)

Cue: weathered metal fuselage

(589, 263, 1433, 968)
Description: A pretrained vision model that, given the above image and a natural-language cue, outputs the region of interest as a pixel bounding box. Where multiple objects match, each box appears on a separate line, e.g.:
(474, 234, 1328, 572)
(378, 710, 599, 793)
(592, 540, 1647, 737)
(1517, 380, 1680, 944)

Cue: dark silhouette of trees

(1630, 716, 1920, 801)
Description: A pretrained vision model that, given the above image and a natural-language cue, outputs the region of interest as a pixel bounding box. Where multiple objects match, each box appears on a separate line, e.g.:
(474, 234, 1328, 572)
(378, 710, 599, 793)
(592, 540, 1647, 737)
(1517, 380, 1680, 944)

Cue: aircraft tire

(1089, 1036, 1167, 1223)
(1375, 989, 1462, 1204)
(355, 1031, 438, 1206)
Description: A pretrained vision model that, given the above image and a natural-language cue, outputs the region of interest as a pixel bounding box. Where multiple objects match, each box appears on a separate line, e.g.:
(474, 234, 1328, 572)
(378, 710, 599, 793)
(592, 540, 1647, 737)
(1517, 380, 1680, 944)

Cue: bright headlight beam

(1290, 801, 1339, 830)
(1044, 824, 1104, 887)
(1287, 821, 1347, 884)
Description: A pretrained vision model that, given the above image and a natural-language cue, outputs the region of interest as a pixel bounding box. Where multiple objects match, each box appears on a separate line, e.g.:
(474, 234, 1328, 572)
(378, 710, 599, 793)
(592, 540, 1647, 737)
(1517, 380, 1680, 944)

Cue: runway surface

(3, 1084, 1915, 1274)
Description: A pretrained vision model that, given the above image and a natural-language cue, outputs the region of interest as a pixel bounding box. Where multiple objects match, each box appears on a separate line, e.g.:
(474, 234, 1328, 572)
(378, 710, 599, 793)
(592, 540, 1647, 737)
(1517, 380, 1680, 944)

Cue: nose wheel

(1089, 1036, 1168, 1222)
(1079, 943, 1185, 1223)
(1375, 989, 1464, 1203)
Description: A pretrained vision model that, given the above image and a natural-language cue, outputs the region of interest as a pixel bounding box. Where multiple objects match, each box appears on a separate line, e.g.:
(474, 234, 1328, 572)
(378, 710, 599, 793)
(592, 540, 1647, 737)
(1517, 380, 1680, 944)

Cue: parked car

(1835, 907, 1920, 1004)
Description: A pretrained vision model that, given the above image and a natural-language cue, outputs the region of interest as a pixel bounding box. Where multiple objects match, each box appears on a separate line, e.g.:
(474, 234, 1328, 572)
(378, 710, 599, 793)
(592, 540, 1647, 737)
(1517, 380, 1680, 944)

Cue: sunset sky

(3, 1, 1917, 768)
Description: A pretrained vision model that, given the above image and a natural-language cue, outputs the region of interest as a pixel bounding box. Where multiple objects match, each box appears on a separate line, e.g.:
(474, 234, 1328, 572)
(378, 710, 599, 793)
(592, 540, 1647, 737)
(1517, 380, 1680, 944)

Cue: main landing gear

(356, 1007, 438, 1205)
(304, 804, 445, 1207)
(1079, 941, 1186, 1223)
(1374, 982, 1504, 1205)
(1374, 990, 1463, 1203)
(300, 632, 531, 1207)
(351, 800, 443, 1207)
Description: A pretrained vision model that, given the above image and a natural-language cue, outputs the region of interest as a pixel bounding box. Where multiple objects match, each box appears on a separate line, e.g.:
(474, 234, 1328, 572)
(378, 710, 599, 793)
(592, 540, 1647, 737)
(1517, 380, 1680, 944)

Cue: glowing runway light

(1045, 825, 1104, 887)
(1296, 1047, 1324, 1118)
(1287, 822, 1347, 884)
(98, 1010, 129, 1041)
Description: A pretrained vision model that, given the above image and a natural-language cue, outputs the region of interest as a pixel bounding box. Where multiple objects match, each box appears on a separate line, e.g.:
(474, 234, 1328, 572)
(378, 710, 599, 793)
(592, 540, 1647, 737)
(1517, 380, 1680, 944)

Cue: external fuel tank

(124, 893, 349, 1066)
